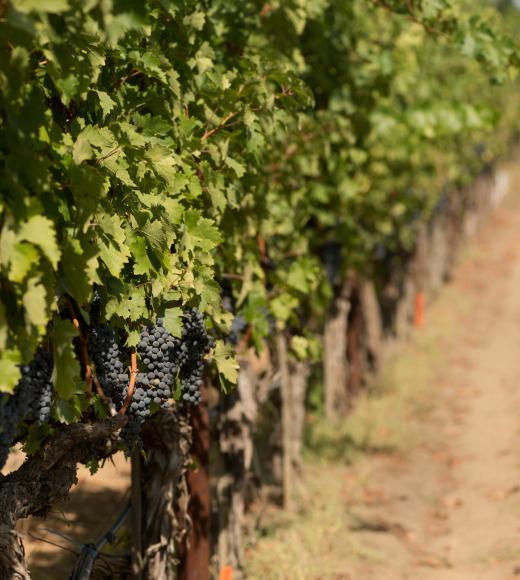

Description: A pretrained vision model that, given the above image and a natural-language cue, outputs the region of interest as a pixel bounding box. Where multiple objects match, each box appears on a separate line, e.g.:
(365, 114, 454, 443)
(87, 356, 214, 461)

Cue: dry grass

(245, 279, 473, 580)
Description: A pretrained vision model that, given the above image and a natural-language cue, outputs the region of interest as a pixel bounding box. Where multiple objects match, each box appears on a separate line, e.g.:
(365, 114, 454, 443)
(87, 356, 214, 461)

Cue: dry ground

(246, 190, 520, 579)
(3, 450, 131, 578)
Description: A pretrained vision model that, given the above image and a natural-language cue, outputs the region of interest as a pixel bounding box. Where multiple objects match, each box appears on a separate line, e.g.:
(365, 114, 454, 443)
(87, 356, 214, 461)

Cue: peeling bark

(215, 359, 257, 579)
(139, 410, 192, 580)
(324, 279, 351, 419)
(360, 279, 383, 373)
(288, 359, 309, 477)
(178, 381, 210, 580)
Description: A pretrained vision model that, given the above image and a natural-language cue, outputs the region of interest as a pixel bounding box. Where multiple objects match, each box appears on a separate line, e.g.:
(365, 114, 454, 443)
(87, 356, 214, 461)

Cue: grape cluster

(121, 320, 177, 446)
(88, 326, 127, 405)
(121, 309, 213, 448)
(177, 308, 214, 404)
(25, 350, 54, 424)
(0, 308, 215, 463)
(320, 240, 342, 285)
(0, 350, 54, 470)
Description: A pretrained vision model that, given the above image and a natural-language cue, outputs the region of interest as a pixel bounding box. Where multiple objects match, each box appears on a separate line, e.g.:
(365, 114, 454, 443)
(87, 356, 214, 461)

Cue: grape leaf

(52, 319, 82, 400)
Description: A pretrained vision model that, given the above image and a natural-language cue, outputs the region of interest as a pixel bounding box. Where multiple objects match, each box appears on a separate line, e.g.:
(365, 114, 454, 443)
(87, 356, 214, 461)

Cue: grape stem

(201, 111, 238, 141)
(66, 297, 117, 415)
(92, 375, 118, 417)
(119, 351, 138, 416)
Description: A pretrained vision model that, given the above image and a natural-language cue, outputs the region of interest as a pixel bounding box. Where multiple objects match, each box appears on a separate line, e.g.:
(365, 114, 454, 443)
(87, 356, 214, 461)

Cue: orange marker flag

(219, 566, 233, 580)
(415, 291, 425, 329)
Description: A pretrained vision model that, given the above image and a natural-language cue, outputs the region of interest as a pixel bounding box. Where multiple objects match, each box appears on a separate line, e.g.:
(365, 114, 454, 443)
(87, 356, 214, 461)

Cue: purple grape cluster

(0, 350, 54, 470)
(177, 308, 214, 404)
(25, 350, 54, 424)
(121, 309, 214, 448)
(320, 240, 342, 285)
(88, 326, 127, 406)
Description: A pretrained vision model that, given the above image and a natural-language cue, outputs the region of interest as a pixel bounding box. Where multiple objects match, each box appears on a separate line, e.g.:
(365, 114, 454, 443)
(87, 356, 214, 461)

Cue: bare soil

(350, 199, 520, 579)
(3, 450, 130, 579)
(247, 190, 520, 579)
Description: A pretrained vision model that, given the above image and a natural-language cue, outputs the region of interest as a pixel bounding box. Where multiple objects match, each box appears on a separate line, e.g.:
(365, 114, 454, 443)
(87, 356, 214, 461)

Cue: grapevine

(0, 0, 519, 575)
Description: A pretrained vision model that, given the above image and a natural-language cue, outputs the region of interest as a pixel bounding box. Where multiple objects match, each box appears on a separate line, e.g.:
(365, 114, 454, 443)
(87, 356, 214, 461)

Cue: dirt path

(247, 187, 520, 579)
(350, 192, 520, 580)
(3, 451, 130, 579)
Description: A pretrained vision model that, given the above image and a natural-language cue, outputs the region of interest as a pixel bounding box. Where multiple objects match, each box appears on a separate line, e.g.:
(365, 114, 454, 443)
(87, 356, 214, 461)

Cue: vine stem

(201, 111, 238, 141)
(119, 351, 138, 416)
(93, 376, 118, 417)
(66, 297, 117, 415)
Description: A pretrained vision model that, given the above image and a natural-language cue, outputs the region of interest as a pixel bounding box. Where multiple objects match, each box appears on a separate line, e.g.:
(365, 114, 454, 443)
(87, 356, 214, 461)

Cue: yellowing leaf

(0, 349, 21, 393)
(213, 340, 239, 384)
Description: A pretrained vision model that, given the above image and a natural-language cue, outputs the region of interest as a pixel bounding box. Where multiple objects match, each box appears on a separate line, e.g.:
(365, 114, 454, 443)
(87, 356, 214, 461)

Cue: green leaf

(59, 241, 97, 304)
(146, 145, 179, 184)
(119, 289, 147, 321)
(183, 11, 206, 31)
(126, 329, 141, 348)
(23, 277, 48, 328)
(286, 262, 309, 293)
(95, 90, 116, 119)
(290, 335, 308, 360)
(18, 216, 61, 269)
(54, 397, 84, 424)
(98, 235, 131, 277)
(163, 307, 183, 337)
(0, 349, 22, 393)
(126, 231, 154, 276)
(270, 293, 299, 324)
(182, 210, 222, 253)
(52, 319, 82, 400)
(9, 242, 39, 283)
(15, 0, 70, 13)
(224, 156, 246, 178)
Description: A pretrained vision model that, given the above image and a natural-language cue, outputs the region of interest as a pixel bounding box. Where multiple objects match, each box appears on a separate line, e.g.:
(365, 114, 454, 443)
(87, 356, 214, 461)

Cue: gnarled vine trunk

(137, 410, 192, 580)
(215, 357, 257, 580)
(178, 379, 211, 580)
(360, 279, 383, 374)
(0, 416, 125, 580)
(324, 278, 352, 419)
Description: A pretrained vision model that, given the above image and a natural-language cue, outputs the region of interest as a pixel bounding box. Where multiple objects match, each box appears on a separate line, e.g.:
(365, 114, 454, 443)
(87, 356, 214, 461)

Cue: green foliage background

(0, 0, 519, 426)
